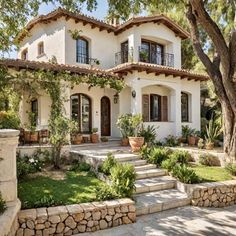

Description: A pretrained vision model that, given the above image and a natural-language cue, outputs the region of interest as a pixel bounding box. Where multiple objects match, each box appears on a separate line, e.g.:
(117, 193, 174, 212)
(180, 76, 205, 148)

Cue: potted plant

(90, 128, 99, 143)
(205, 119, 221, 150)
(188, 129, 197, 146)
(128, 114, 144, 152)
(181, 125, 192, 144)
(25, 112, 38, 143)
(116, 114, 133, 146)
(70, 121, 83, 145)
(101, 136, 108, 142)
(139, 50, 149, 62)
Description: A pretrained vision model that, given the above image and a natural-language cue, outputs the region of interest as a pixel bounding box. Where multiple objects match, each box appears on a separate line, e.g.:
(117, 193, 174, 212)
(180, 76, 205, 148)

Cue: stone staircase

(117, 153, 191, 216)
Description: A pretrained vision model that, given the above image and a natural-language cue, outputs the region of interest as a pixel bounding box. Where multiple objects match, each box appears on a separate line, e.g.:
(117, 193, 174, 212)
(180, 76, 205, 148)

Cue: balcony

(76, 54, 100, 66)
(115, 48, 133, 65)
(114, 48, 174, 67)
(139, 47, 174, 67)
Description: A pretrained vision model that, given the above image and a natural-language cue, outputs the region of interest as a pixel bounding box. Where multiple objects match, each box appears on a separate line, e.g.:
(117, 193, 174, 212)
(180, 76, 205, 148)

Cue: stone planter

(128, 137, 144, 152)
(90, 133, 99, 143)
(121, 138, 129, 146)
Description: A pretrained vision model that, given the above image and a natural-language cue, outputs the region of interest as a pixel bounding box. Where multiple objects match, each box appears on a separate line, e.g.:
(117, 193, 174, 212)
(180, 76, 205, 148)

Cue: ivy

(0, 66, 125, 168)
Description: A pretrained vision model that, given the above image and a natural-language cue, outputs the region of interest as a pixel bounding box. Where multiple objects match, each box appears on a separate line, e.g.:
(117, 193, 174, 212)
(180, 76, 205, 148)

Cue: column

(0, 129, 19, 202)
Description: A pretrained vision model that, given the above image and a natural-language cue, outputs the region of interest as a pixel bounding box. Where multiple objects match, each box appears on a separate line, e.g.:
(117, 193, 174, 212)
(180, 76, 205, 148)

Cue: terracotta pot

(206, 142, 214, 150)
(121, 138, 129, 146)
(90, 133, 99, 143)
(24, 131, 31, 143)
(30, 131, 39, 142)
(188, 136, 196, 146)
(71, 134, 83, 145)
(128, 137, 144, 152)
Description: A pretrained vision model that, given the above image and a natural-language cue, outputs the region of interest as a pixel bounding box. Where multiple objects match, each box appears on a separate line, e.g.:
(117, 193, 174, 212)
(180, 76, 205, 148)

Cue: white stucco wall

(18, 19, 66, 63)
(18, 18, 182, 69)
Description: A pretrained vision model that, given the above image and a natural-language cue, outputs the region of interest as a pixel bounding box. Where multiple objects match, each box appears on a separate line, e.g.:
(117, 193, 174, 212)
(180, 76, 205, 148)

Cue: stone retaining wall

(16, 199, 136, 236)
(177, 180, 236, 208)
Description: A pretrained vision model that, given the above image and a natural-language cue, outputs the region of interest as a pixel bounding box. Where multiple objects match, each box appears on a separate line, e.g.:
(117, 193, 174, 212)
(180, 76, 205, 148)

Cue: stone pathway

(77, 205, 236, 236)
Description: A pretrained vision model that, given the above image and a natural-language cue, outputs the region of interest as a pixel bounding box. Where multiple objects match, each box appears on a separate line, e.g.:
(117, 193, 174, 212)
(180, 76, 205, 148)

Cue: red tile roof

(17, 8, 189, 42)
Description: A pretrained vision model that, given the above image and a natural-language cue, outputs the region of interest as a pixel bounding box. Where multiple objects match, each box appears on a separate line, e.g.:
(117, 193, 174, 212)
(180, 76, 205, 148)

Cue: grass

(190, 165, 234, 183)
(18, 171, 104, 209)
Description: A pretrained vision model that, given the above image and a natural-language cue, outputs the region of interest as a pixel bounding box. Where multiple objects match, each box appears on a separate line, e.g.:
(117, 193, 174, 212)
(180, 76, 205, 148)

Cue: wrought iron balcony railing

(115, 48, 133, 65)
(139, 47, 174, 67)
(76, 54, 100, 66)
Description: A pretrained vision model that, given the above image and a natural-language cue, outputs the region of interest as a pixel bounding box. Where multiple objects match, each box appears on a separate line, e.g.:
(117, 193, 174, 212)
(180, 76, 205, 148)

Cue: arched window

(181, 92, 189, 122)
(71, 93, 91, 133)
(76, 38, 89, 64)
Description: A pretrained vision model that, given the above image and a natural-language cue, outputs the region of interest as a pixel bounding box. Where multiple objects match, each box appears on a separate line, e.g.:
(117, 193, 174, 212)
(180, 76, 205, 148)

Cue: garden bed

(18, 169, 105, 209)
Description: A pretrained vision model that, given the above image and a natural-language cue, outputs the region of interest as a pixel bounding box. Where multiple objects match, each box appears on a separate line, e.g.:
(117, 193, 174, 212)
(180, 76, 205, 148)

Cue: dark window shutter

(161, 96, 168, 121)
(142, 94, 149, 122)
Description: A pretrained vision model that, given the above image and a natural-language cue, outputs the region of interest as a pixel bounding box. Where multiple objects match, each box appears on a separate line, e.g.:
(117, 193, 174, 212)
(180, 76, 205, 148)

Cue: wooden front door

(101, 96, 111, 136)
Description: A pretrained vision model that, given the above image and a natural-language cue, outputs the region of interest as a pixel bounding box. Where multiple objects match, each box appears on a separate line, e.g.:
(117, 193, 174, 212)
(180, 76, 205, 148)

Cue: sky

(8, 0, 109, 58)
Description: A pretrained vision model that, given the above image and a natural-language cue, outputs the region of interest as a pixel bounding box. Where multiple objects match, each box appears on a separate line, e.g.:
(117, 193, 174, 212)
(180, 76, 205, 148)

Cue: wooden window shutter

(161, 96, 168, 121)
(142, 94, 149, 122)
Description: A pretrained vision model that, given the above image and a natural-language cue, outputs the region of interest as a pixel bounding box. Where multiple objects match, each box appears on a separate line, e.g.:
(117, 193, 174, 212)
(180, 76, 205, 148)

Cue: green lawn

(190, 166, 234, 183)
(18, 171, 104, 209)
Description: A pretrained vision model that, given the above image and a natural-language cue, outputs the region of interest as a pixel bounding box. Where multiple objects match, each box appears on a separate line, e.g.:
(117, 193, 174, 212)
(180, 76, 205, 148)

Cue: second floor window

(21, 49, 28, 60)
(76, 38, 89, 64)
(38, 42, 44, 56)
(121, 41, 129, 63)
(140, 40, 164, 65)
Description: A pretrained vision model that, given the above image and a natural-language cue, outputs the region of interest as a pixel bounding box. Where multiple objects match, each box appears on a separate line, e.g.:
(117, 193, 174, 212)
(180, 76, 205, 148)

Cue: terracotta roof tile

(17, 8, 189, 42)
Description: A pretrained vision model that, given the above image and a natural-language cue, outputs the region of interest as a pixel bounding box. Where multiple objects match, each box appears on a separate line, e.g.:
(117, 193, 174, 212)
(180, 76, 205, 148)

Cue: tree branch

(189, 0, 230, 74)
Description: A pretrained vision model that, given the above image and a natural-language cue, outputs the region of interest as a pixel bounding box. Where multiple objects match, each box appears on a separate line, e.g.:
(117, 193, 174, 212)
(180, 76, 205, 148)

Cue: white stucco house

(5, 8, 208, 140)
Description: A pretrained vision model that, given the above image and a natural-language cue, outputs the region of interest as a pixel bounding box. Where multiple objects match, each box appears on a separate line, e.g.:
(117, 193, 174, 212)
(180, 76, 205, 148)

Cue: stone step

(134, 164, 156, 172)
(123, 159, 147, 166)
(135, 189, 191, 216)
(136, 169, 167, 180)
(135, 176, 176, 194)
(116, 153, 142, 163)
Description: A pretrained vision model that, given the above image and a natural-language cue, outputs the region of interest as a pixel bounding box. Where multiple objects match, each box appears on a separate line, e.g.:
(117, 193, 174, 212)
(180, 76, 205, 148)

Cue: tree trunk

(222, 104, 236, 163)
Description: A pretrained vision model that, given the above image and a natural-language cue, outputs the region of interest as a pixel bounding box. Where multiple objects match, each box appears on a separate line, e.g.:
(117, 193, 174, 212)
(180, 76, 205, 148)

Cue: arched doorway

(101, 96, 111, 136)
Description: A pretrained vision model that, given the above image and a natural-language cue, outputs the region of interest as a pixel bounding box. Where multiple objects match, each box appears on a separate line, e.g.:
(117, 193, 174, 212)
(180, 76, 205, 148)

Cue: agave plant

(204, 118, 222, 144)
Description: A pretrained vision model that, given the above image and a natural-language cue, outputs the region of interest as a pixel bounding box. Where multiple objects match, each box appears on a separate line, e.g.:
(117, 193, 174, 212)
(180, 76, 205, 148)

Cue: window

(76, 38, 89, 64)
(21, 49, 28, 60)
(150, 94, 162, 121)
(181, 92, 189, 122)
(121, 41, 129, 63)
(38, 42, 44, 56)
(31, 99, 38, 126)
(142, 94, 168, 122)
(71, 93, 91, 133)
(140, 40, 164, 65)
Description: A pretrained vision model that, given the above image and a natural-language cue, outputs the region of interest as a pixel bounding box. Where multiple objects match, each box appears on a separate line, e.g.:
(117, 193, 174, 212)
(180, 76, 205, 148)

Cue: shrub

(139, 145, 152, 160)
(101, 153, 118, 175)
(0, 192, 6, 215)
(138, 125, 157, 146)
(170, 150, 191, 164)
(17, 151, 45, 180)
(172, 165, 200, 184)
(149, 147, 172, 166)
(164, 135, 179, 147)
(199, 154, 221, 166)
(110, 163, 136, 198)
(70, 161, 91, 172)
(95, 184, 117, 201)
(161, 150, 191, 172)
(0, 111, 20, 129)
(225, 163, 236, 176)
